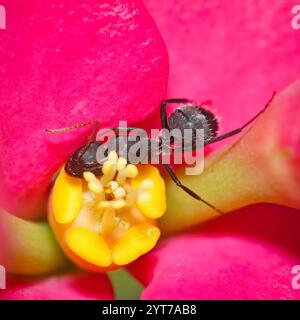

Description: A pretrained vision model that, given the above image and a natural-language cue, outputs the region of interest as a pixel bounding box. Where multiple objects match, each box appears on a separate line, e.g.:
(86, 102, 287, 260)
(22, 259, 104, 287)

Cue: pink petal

(129, 204, 300, 299)
(0, 273, 113, 300)
(0, 0, 168, 219)
(144, 0, 300, 132)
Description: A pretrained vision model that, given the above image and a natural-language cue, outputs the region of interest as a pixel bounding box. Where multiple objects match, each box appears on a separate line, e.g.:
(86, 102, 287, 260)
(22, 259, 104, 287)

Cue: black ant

(46, 93, 276, 215)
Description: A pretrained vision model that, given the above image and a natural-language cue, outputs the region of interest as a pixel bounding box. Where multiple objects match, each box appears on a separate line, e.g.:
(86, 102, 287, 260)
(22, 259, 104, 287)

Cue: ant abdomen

(167, 105, 219, 147)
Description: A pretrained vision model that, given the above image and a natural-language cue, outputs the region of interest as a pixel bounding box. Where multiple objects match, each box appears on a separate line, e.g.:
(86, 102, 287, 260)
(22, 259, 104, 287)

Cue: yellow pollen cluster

(50, 151, 166, 271)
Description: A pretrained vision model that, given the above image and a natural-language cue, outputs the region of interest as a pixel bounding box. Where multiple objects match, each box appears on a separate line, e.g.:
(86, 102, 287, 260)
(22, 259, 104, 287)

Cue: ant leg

(162, 164, 224, 215)
(77, 121, 100, 159)
(85, 121, 100, 144)
(206, 92, 276, 146)
(160, 100, 169, 130)
(160, 99, 192, 129)
(163, 98, 192, 103)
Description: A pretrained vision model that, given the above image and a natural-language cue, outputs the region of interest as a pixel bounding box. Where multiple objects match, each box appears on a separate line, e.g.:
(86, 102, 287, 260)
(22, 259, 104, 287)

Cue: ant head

(46, 121, 102, 178)
(167, 104, 218, 146)
(65, 141, 104, 178)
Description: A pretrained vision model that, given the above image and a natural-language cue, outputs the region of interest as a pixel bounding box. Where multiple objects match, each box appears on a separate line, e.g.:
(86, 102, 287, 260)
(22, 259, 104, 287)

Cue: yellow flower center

(49, 151, 166, 271)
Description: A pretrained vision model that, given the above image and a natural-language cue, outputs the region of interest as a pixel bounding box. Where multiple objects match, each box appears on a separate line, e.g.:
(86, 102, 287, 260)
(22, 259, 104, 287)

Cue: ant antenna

(45, 121, 100, 160)
(45, 121, 99, 133)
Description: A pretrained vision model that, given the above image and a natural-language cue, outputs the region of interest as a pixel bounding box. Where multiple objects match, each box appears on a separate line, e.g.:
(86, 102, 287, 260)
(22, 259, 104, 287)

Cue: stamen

(102, 162, 113, 175)
(114, 187, 126, 199)
(109, 181, 119, 191)
(82, 191, 96, 207)
(98, 199, 126, 210)
(101, 161, 117, 185)
(108, 150, 118, 162)
(83, 171, 96, 182)
(83, 171, 104, 194)
(116, 168, 127, 185)
(126, 164, 138, 178)
(88, 180, 103, 194)
(117, 157, 127, 171)
(112, 199, 127, 209)
(101, 207, 116, 235)
(54, 151, 166, 270)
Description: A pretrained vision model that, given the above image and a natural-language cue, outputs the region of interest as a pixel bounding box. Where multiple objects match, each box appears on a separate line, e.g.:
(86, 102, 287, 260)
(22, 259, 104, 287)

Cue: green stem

(0, 210, 70, 275)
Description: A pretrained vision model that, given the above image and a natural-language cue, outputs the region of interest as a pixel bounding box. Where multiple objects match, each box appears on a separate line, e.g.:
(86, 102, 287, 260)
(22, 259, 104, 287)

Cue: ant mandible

(46, 93, 276, 215)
